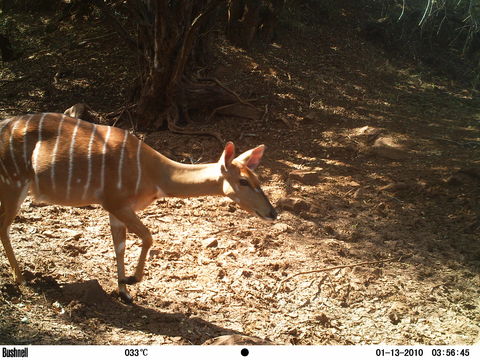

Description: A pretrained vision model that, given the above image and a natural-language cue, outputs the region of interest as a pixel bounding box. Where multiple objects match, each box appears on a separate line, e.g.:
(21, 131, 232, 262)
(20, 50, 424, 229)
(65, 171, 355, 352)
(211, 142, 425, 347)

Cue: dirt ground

(1, 7, 479, 345)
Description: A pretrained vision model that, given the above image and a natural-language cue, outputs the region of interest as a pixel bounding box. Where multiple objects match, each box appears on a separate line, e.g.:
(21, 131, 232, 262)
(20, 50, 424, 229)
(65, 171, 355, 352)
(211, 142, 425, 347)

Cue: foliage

(361, 0, 480, 87)
(388, 0, 479, 52)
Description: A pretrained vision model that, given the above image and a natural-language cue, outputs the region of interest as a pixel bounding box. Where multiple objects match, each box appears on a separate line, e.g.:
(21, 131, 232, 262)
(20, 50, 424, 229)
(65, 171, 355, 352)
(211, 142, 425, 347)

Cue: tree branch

(169, 0, 225, 88)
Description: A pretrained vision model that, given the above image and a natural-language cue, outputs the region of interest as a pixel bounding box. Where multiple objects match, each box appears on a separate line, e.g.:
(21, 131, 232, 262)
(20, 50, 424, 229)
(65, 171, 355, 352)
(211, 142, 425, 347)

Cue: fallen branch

(203, 77, 260, 113)
(206, 103, 239, 123)
(274, 255, 404, 295)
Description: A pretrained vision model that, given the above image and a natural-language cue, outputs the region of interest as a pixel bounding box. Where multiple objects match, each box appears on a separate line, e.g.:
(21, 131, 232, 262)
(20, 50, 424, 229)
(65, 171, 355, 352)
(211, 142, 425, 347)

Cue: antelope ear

(220, 141, 236, 172)
(234, 145, 265, 170)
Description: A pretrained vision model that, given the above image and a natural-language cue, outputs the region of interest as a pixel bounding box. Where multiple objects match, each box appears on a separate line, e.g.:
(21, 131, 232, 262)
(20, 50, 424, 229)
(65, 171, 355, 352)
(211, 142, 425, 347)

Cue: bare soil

(1, 9, 479, 345)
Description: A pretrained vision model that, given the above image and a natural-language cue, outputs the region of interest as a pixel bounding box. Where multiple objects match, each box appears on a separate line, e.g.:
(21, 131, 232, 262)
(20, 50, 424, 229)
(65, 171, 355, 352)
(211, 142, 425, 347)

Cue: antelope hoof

(120, 275, 139, 285)
(119, 291, 133, 304)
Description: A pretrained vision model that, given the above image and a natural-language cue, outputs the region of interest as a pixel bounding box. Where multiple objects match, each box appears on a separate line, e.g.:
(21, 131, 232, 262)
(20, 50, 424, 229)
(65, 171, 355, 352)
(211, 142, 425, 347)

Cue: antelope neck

(152, 153, 223, 198)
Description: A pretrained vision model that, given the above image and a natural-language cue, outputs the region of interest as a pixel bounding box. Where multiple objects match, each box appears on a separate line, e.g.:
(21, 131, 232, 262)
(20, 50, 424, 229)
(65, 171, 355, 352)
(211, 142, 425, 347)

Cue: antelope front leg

(109, 214, 132, 303)
(0, 183, 29, 285)
(0, 229, 24, 284)
(108, 207, 153, 286)
(0, 207, 23, 283)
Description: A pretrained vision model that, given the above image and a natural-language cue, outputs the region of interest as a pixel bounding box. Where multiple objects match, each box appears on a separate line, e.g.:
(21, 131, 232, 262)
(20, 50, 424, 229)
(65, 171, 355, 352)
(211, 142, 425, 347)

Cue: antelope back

(0, 113, 145, 206)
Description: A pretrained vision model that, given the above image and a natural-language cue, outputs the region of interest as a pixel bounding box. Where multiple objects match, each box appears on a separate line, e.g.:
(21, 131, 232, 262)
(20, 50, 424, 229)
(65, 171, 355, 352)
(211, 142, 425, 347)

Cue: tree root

(166, 105, 225, 144)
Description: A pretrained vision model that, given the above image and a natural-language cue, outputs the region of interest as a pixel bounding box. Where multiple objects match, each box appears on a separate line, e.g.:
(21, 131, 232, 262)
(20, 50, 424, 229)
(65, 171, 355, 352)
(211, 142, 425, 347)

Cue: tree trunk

(226, 0, 282, 49)
(98, 0, 259, 131)
(130, 0, 233, 130)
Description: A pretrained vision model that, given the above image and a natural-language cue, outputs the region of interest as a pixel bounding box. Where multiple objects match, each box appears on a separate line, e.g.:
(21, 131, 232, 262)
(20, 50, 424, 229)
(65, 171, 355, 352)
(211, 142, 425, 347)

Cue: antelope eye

(239, 178, 250, 187)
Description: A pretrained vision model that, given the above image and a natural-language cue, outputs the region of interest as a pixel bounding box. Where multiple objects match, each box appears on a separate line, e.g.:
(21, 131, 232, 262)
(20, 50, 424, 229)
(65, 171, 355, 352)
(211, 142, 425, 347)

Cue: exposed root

(166, 106, 224, 144)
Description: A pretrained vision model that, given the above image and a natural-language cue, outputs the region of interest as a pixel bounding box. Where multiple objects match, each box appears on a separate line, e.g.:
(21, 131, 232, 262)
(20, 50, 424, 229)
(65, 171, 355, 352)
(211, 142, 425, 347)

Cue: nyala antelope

(0, 113, 277, 302)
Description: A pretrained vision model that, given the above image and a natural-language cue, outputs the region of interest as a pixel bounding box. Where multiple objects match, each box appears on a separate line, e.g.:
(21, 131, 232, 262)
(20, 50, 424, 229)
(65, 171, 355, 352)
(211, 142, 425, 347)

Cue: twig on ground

(274, 256, 403, 295)
(261, 104, 269, 124)
(208, 227, 231, 236)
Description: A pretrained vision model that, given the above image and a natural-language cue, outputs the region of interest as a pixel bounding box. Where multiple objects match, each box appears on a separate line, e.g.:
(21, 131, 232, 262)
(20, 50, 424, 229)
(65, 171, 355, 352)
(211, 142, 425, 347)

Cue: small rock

(202, 237, 218, 248)
(315, 313, 331, 327)
(70, 232, 82, 241)
(217, 269, 226, 279)
(272, 223, 291, 233)
(388, 302, 409, 325)
(289, 170, 321, 185)
(445, 174, 466, 186)
(277, 197, 311, 213)
(240, 269, 253, 278)
(372, 136, 409, 160)
(389, 311, 401, 325)
(352, 125, 383, 143)
(42, 230, 56, 238)
(302, 110, 319, 123)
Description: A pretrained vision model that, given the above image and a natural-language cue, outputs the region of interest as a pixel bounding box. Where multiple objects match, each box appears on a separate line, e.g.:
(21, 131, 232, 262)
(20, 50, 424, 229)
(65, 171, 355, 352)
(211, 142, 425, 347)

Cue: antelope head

(219, 142, 277, 221)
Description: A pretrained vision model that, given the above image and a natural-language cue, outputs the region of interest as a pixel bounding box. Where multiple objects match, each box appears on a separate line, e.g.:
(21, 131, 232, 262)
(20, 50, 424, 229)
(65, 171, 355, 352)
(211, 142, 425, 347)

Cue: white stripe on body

(0, 118, 12, 132)
(22, 115, 34, 170)
(82, 124, 97, 200)
(134, 140, 142, 195)
(50, 114, 66, 192)
(66, 118, 81, 199)
(99, 126, 112, 195)
(32, 113, 47, 193)
(117, 131, 129, 190)
(8, 120, 21, 176)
